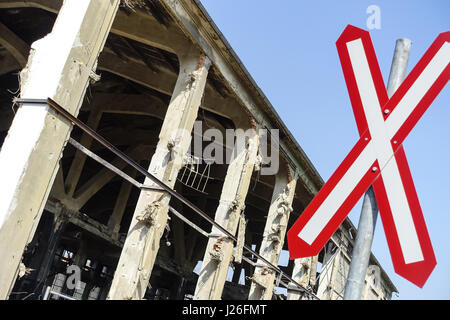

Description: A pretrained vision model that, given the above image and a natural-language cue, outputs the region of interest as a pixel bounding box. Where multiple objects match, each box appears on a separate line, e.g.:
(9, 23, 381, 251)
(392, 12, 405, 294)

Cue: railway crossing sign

(287, 25, 450, 287)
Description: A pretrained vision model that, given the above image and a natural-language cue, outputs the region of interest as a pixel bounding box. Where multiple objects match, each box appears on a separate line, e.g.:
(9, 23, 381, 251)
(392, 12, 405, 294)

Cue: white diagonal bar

(298, 143, 376, 244)
(297, 37, 449, 262)
(386, 42, 450, 139)
(346, 39, 423, 263)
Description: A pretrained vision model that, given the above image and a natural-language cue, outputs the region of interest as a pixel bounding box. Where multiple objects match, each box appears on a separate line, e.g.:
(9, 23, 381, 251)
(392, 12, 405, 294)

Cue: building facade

(0, 0, 397, 300)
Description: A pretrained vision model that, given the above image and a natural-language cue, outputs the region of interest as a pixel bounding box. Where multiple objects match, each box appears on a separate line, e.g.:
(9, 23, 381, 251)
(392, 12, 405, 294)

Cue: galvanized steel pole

(343, 38, 412, 300)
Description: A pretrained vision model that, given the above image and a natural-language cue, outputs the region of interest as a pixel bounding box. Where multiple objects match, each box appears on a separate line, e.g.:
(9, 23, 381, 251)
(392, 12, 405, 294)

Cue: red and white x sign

(287, 25, 450, 287)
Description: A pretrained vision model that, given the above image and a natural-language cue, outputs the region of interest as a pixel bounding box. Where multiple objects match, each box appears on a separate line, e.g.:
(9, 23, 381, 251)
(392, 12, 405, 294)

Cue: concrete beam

(45, 200, 123, 249)
(81, 93, 230, 145)
(0, 0, 120, 299)
(98, 51, 176, 96)
(0, 52, 21, 75)
(0, 0, 186, 52)
(248, 166, 297, 300)
(287, 255, 318, 300)
(107, 168, 136, 234)
(63, 145, 143, 211)
(50, 166, 65, 201)
(0, 1, 251, 130)
(0, 0, 320, 193)
(107, 48, 211, 300)
(110, 9, 189, 54)
(317, 244, 342, 300)
(65, 109, 102, 197)
(98, 50, 250, 130)
(193, 132, 259, 300)
(84, 93, 167, 119)
(0, 0, 60, 12)
(161, 0, 321, 194)
(0, 21, 30, 67)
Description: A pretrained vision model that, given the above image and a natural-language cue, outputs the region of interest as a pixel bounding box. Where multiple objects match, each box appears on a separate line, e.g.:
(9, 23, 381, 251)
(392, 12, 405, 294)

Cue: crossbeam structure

(14, 97, 318, 300)
(0, 1, 400, 301)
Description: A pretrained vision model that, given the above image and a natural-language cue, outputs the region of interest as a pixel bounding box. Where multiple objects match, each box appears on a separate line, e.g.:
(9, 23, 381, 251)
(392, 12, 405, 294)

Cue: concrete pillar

(65, 108, 103, 197)
(194, 132, 259, 300)
(107, 169, 136, 235)
(287, 255, 318, 300)
(0, 0, 120, 299)
(107, 48, 211, 300)
(317, 246, 342, 300)
(248, 166, 297, 300)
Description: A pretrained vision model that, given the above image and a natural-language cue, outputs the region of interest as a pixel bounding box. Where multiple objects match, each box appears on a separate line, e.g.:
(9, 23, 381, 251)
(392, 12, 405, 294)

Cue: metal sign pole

(344, 38, 412, 300)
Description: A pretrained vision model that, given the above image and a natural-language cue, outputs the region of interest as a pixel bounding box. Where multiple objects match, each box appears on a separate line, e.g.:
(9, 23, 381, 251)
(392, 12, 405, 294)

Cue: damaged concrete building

(0, 0, 397, 300)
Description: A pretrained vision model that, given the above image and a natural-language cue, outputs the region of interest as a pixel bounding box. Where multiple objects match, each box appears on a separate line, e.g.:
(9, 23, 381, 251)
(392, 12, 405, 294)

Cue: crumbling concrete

(0, 0, 120, 299)
(107, 48, 211, 300)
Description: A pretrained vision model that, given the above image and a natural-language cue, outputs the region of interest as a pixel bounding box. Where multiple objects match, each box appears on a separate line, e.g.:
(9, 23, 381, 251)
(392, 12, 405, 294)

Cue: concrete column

(107, 48, 211, 300)
(65, 108, 103, 197)
(248, 166, 297, 300)
(194, 132, 259, 300)
(287, 255, 318, 300)
(0, 0, 120, 299)
(329, 250, 342, 300)
(107, 169, 136, 235)
(317, 246, 342, 300)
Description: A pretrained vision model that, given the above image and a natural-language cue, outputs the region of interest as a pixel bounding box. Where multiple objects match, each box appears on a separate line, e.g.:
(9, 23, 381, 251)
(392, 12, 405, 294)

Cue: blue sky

(199, 0, 450, 299)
